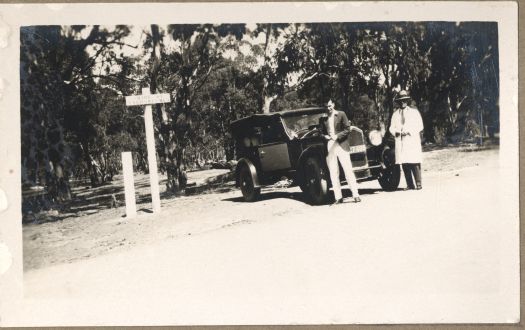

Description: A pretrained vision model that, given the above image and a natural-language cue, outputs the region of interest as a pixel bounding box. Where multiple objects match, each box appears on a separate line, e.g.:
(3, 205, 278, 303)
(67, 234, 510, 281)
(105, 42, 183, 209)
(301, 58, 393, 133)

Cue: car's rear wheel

(303, 157, 329, 205)
(239, 165, 260, 202)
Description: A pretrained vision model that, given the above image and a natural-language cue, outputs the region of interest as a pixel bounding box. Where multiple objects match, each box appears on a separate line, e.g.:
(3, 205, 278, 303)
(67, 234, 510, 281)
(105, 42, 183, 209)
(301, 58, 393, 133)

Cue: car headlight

(368, 130, 383, 146)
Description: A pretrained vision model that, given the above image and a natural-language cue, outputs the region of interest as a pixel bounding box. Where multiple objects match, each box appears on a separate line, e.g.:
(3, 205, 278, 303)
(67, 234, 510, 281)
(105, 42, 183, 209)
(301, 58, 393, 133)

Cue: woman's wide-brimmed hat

(395, 90, 411, 101)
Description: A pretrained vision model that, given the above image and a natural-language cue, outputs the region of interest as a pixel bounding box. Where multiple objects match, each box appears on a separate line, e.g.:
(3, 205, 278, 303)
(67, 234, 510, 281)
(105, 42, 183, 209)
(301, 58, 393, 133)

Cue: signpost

(125, 93, 171, 107)
(125, 87, 171, 214)
(121, 151, 136, 218)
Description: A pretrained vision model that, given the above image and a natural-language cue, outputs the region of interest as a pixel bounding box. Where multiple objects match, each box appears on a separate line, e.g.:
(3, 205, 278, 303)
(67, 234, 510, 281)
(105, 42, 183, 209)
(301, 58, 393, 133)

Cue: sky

(85, 24, 270, 78)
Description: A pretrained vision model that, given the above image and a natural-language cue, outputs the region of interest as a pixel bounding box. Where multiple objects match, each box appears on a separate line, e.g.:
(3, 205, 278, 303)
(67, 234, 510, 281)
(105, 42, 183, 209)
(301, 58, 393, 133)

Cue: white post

(121, 152, 137, 218)
(142, 87, 162, 213)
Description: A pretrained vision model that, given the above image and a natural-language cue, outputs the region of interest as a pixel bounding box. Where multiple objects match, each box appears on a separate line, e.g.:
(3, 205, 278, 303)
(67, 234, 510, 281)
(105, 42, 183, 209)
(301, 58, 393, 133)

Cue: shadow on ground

(23, 172, 238, 225)
(222, 187, 385, 205)
(422, 139, 499, 152)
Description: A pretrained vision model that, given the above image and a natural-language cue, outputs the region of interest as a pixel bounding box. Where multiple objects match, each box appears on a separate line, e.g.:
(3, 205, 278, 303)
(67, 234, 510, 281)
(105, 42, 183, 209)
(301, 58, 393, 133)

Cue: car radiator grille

(349, 128, 367, 168)
(348, 128, 364, 146)
(350, 152, 367, 167)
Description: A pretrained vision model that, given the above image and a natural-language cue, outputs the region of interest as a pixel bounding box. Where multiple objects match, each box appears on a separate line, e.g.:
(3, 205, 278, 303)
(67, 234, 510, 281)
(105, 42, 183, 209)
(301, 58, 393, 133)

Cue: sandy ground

(10, 145, 520, 325)
(23, 147, 499, 271)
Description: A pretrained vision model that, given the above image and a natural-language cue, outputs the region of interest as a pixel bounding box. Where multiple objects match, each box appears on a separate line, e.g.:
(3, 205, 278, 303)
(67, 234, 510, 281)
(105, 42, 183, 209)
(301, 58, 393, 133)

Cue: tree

(21, 25, 132, 201)
(149, 24, 246, 192)
(413, 22, 499, 143)
(251, 23, 292, 113)
(193, 56, 260, 161)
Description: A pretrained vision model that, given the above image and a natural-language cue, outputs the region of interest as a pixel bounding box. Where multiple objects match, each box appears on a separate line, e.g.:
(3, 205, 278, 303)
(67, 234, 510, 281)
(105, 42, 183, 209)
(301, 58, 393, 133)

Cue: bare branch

(283, 72, 329, 96)
(456, 95, 468, 111)
(190, 65, 214, 103)
(295, 71, 325, 86)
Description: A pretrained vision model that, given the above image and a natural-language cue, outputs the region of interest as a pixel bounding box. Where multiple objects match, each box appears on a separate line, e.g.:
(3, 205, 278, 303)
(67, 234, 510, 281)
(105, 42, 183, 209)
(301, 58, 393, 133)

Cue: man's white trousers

(326, 141, 360, 200)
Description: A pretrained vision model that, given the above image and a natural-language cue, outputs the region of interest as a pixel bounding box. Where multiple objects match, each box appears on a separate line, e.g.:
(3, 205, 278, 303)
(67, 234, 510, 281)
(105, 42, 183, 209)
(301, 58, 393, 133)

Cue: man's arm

(389, 110, 400, 137)
(336, 112, 351, 142)
(319, 116, 331, 140)
(412, 108, 424, 133)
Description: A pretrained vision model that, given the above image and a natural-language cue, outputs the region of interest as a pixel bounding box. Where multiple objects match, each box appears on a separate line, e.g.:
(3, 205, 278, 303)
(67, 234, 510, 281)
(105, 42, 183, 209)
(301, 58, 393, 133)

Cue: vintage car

(230, 107, 400, 204)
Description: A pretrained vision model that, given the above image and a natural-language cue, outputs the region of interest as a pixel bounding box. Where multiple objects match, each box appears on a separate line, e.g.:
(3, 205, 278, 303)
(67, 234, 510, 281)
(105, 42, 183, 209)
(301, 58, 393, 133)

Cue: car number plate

(349, 145, 366, 153)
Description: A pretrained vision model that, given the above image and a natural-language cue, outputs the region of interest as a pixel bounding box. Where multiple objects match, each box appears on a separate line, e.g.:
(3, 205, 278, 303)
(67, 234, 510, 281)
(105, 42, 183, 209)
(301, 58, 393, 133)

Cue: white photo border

(0, 1, 519, 326)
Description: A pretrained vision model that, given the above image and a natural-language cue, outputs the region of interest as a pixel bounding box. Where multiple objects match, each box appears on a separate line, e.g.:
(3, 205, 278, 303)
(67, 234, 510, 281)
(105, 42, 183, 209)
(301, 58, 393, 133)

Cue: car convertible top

(230, 107, 325, 136)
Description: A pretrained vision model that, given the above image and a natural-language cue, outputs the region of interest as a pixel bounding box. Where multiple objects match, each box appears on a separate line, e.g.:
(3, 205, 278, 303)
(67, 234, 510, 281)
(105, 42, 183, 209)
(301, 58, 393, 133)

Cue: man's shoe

(416, 185, 422, 190)
(354, 196, 361, 203)
(331, 198, 344, 206)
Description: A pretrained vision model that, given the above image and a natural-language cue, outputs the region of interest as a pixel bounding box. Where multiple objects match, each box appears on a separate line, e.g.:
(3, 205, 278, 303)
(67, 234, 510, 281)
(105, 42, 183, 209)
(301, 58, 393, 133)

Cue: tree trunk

(261, 24, 275, 114)
(224, 140, 235, 161)
(384, 88, 395, 130)
(80, 142, 100, 186)
(262, 95, 277, 114)
(53, 162, 71, 202)
(165, 147, 188, 193)
(149, 25, 184, 194)
(338, 73, 351, 118)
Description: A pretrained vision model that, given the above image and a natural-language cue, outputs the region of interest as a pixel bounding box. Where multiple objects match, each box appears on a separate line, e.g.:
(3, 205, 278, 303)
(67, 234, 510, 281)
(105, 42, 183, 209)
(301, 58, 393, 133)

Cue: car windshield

(282, 113, 325, 136)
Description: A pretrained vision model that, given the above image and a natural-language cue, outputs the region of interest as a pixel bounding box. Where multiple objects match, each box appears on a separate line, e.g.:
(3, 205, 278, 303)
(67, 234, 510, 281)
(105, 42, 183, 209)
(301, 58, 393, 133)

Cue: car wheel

(303, 157, 329, 205)
(378, 146, 401, 191)
(299, 183, 307, 193)
(378, 164, 401, 191)
(239, 165, 260, 202)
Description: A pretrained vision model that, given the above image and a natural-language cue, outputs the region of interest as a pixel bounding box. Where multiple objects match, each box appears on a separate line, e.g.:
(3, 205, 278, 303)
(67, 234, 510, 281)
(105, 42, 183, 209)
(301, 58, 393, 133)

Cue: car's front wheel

(239, 165, 261, 202)
(377, 146, 400, 191)
(378, 164, 401, 191)
(303, 157, 329, 205)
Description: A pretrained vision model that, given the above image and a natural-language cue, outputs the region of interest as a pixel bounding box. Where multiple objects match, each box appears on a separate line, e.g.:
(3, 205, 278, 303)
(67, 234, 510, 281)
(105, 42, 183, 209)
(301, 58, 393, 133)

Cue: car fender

(235, 158, 260, 188)
(295, 145, 327, 186)
(381, 144, 396, 167)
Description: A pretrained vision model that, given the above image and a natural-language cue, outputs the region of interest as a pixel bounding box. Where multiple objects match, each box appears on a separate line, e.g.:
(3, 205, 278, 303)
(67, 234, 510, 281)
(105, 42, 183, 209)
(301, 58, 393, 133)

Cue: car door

(258, 143, 291, 172)
(258, 122, 292, 172)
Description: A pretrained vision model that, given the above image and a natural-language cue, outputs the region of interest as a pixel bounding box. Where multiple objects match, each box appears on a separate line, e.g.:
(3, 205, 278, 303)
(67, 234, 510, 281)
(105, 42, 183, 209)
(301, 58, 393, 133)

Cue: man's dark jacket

(319, 111, 352, 152)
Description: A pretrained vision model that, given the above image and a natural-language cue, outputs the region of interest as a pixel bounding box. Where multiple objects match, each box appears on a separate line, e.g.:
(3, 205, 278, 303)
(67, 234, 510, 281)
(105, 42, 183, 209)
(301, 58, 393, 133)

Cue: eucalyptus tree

(409, 22, 499, 143)
(364, 22, 431, 127)
(251, 23, 292, 113)
(21, 25, 132, 203)
(194, 55, 261, 161)
(447, 22, 499, 143)
(270, 23, 386, 128)
(143, 24, 246, 192)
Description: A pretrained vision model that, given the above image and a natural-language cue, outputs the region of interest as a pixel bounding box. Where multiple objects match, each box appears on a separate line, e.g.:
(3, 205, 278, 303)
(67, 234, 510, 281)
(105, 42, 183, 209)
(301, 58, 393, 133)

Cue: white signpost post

(121, 151, 137, 218)
(125, 87, 171, 214)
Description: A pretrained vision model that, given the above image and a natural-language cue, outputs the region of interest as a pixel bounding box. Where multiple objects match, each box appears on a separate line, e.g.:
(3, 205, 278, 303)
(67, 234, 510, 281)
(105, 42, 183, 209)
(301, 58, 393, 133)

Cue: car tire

(378, 164, 401, 191)
(239, 165, 260, 202)
(378, 146, 401, 191)
(303, 157, 329, 205)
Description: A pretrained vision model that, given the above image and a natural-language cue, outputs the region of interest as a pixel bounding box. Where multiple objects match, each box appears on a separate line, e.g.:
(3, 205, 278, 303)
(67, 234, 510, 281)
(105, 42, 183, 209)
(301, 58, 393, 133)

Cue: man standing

(321, 100, 361, 205)
(389, 90, 424, 190)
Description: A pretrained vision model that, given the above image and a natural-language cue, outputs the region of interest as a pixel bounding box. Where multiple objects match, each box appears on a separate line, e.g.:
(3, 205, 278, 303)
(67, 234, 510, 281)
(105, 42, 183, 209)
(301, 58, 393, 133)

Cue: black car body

(230, 107, 400, 204)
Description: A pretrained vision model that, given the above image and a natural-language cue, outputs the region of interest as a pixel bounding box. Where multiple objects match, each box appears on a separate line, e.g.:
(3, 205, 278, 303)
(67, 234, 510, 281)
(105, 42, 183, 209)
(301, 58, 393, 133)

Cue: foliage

(21, 25, 134, 205)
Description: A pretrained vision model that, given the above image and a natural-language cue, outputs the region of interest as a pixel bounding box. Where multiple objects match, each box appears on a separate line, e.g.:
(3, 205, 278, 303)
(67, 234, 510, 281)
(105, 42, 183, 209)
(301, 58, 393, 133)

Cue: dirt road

(23, 147, 499, 271)
(9, 147, 518, 325)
